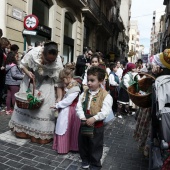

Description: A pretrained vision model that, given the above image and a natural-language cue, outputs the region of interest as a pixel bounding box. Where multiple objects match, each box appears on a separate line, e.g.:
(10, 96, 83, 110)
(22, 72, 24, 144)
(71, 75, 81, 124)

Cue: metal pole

(24, 36, 26, 51)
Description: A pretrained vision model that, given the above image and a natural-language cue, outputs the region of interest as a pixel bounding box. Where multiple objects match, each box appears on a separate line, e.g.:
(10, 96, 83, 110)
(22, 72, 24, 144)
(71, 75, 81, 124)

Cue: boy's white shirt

(76, 90, 113, 121)
(115, 67, 123, 81)
(109, 73, 119, 86)
(106, 67, 111, 75)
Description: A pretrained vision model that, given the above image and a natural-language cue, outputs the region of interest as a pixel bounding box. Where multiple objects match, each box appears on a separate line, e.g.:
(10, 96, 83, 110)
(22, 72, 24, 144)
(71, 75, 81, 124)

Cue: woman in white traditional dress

(9, 42, 63, 144)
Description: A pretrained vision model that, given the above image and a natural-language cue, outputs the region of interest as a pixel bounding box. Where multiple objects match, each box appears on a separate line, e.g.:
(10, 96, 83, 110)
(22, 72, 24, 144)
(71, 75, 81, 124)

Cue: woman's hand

(86, 117, 96, 126)
(28, 71, 35, 79)
(22, 66, 35, 79)
(50, 106, 57, 109)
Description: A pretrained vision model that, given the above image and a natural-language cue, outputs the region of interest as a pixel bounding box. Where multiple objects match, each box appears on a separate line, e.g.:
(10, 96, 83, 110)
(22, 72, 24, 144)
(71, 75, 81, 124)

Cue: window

(32, 0, 50, 26)
(64, 13, 74, 38)
(132, 35, 134, 41)
(83, 26, 90, 47)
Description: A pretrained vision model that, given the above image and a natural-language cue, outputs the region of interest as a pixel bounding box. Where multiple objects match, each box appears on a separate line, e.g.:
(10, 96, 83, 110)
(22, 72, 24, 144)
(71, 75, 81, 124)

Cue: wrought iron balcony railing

(100, 12, 113, 34)
(87, 0, 100, 19)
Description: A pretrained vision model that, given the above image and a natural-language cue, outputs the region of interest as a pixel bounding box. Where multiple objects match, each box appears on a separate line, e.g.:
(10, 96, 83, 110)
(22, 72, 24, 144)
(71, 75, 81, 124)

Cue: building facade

(119, 0, 132, 59)
(128, 20, 140, 63)
(0, 0, 131, 63)
(150, 10, 165, 55)
(163, 0, 170, 50)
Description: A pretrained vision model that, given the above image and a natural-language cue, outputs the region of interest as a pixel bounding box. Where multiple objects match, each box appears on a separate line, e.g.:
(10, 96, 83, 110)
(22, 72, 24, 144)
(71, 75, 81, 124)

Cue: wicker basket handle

(135, 72, 156, 80)
(28, 79, 35, 96)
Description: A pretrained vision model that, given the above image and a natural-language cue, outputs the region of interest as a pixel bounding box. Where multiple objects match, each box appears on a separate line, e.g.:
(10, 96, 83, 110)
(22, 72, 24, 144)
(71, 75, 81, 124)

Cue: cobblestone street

(0, 112, 148, 170)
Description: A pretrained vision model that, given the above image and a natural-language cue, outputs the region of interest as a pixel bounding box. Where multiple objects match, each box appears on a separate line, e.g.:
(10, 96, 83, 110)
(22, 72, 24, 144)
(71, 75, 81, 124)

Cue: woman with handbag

(9, 41, 63, 144)
(5, 51, 24, 115)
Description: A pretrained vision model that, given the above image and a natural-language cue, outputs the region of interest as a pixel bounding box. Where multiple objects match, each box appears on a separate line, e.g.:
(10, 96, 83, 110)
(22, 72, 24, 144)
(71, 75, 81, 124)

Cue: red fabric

(122, 63, 136, 77)
(86, 110, 103, 128)
(3, 53, 7, 60)
(162, 155, 170, 170)
(98, 63, 106, 70)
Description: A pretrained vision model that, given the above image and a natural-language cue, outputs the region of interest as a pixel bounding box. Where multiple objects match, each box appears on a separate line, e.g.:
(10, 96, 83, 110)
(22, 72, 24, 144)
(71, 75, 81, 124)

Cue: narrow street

(0, 112, 148, 170)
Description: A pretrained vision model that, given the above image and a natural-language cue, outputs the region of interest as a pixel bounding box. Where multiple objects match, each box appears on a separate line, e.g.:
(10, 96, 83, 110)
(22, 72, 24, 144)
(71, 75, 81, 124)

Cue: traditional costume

(52, 80, 81, 153)
(76, 88, 113, 169)
(9, 46, 63, 143)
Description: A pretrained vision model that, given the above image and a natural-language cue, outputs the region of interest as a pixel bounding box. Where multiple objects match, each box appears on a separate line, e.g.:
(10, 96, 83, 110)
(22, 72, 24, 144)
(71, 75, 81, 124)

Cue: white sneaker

(118, 115, 123, 119)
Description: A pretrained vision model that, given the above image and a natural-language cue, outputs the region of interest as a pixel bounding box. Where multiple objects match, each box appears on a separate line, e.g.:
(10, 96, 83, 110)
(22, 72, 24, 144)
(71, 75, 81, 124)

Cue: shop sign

(35, 24, 52, 39)
(24, 14, 39, 30)
(12, 7, 23, 20)
(22, 29, 37, 35)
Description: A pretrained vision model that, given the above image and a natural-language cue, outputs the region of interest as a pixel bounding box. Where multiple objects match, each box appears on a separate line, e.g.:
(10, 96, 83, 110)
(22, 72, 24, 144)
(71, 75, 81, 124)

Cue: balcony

(82, 0, 100, 22)
(165, 11, 170, 22)
(99, 12, 113, 35)
(82, 0, 113, 34)
(69, 0, 87, 8)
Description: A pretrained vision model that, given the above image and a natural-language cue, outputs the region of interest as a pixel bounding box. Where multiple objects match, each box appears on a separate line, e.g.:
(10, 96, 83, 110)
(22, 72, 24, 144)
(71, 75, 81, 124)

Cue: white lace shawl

(20, 47, 64, 87)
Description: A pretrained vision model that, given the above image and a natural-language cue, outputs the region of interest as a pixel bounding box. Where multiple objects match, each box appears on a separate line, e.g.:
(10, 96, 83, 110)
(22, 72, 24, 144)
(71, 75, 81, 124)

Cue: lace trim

(15, 108, 54, 122)
(9, 120, 53, 140)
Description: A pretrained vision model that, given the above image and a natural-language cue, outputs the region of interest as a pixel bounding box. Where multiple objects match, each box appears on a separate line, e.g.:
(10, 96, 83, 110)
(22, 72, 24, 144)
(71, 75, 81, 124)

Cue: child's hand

(56, 98, 62, 103)
(86, 117, 96, 126)
(50, 106, 57, 110)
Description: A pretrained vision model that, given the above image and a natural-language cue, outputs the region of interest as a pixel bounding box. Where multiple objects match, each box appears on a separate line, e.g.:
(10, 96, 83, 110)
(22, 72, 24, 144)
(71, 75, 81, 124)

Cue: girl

(5, 51, 24, 115)
(52, 68, 81, 154)
(117, 63, 139, 118)
(109, 63, 119, 112)
(82, 53, 100, 90)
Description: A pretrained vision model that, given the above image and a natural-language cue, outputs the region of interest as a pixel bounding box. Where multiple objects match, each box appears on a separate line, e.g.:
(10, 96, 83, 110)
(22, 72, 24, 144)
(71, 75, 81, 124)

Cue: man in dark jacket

(75, 47, 92, 77)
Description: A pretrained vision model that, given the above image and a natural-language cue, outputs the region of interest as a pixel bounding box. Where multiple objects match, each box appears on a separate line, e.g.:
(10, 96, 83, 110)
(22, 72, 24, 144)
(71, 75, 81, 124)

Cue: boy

(109, 63, 120, 116)
(76, 66, 113, 170)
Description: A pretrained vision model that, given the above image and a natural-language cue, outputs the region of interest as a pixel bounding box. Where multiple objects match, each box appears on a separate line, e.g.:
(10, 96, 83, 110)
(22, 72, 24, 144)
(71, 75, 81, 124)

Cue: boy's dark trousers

(78, 126, 104, 169)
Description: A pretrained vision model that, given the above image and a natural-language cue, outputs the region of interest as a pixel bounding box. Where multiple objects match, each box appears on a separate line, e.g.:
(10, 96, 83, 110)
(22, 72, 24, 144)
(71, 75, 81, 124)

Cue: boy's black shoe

(82, 162, 90, 169)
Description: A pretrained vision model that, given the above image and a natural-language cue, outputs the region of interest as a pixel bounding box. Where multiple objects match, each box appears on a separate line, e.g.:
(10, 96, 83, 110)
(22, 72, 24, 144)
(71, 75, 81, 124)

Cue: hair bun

(44, 41, 57, 47)
(65, 62, 76, 70)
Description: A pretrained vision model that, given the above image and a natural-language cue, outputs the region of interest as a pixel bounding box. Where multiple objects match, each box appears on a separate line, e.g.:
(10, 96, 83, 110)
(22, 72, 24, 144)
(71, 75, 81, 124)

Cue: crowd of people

(1, 28, 170, 169)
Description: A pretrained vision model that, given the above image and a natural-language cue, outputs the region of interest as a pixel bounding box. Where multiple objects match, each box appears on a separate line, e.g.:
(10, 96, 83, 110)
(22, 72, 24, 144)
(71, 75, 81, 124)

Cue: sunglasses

(88, 53, 92, 56)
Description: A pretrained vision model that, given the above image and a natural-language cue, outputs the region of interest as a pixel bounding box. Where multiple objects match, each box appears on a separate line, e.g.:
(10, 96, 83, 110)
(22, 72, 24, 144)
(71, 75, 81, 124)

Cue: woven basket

(15, 79, 44, 109)
(127, 72, 155, 108)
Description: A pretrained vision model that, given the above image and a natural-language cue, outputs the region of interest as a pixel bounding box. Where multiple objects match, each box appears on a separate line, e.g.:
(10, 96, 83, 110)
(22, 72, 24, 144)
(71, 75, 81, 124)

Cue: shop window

(64, 13, 74, 38)
(32, 0, 50, 26)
